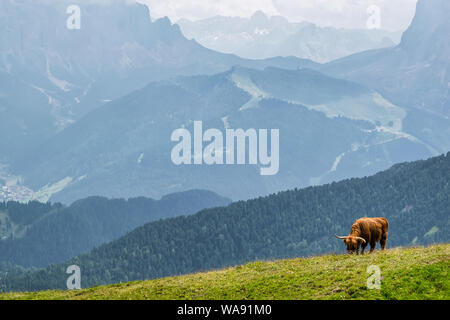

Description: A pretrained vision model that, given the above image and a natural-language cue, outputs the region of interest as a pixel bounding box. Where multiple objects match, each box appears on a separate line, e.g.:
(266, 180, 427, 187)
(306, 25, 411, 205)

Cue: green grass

(1, 244, 449, 300)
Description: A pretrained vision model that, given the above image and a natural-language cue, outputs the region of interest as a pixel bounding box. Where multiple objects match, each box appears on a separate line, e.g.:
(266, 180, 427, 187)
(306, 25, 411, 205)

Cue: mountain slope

(2, 245, 448, 299)
(320, 0, 450, 118)
(14, 65, 438, 203)
(0, 0, 316, 163)
(5, 0, 448, 205)
(3, 152, 449, 291)
(0, 0, 318, 202)
(0, 190, 230, 268)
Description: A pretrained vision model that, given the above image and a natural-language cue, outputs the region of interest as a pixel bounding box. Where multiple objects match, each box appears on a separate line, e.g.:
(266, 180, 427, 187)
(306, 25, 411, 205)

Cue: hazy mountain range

(16, 66, 439, 204)
(319, 0, 450, 118)
(0, 0, 449, 205)
(178, 10, 402, 63)
(0, 0, 313, 202)
(0, 0, 314, 161)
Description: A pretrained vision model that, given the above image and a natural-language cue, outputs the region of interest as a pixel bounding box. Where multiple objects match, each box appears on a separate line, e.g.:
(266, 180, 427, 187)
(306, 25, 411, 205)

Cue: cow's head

(335, 235, 366, 254)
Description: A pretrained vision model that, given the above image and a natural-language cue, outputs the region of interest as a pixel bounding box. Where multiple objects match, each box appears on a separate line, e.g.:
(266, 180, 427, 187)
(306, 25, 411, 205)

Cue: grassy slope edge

(1, 244, 448, 300)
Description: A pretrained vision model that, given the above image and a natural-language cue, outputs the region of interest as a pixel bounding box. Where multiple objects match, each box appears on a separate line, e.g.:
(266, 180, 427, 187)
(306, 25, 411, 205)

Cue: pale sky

(137, 0, 418, 31)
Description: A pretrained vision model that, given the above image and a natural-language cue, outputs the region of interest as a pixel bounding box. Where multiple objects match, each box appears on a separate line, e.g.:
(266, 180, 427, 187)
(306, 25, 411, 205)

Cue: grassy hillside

(2, 244, 448, 300)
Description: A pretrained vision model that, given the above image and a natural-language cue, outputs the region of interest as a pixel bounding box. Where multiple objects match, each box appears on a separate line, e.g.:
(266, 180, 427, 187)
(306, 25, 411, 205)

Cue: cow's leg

(360, 243, 367, 255)
(380, 232, 388, 250)
(369, 243, 376, 253)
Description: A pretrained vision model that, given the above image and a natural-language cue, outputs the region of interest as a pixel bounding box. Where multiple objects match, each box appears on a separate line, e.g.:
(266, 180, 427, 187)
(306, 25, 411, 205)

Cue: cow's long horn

(356, 237, 366, 243)
(335, 234, 348, 239)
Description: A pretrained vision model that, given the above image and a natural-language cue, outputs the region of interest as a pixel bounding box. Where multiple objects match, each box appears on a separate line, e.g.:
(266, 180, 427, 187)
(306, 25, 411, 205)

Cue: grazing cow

(335, 217, 389, 255)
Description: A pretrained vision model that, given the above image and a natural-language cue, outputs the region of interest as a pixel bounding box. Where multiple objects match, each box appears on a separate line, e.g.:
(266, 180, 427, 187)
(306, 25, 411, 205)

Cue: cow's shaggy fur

(337, 217, 389, 255)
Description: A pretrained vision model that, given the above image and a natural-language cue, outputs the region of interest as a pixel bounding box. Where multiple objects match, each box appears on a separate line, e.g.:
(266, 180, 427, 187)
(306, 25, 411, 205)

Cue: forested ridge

(0, 190, 230, 268)
(2, 153, 449, 292)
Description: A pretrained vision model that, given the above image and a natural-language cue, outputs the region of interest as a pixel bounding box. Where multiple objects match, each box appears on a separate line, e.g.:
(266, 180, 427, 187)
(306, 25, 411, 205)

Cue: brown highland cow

(335, 217, 389, 255)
